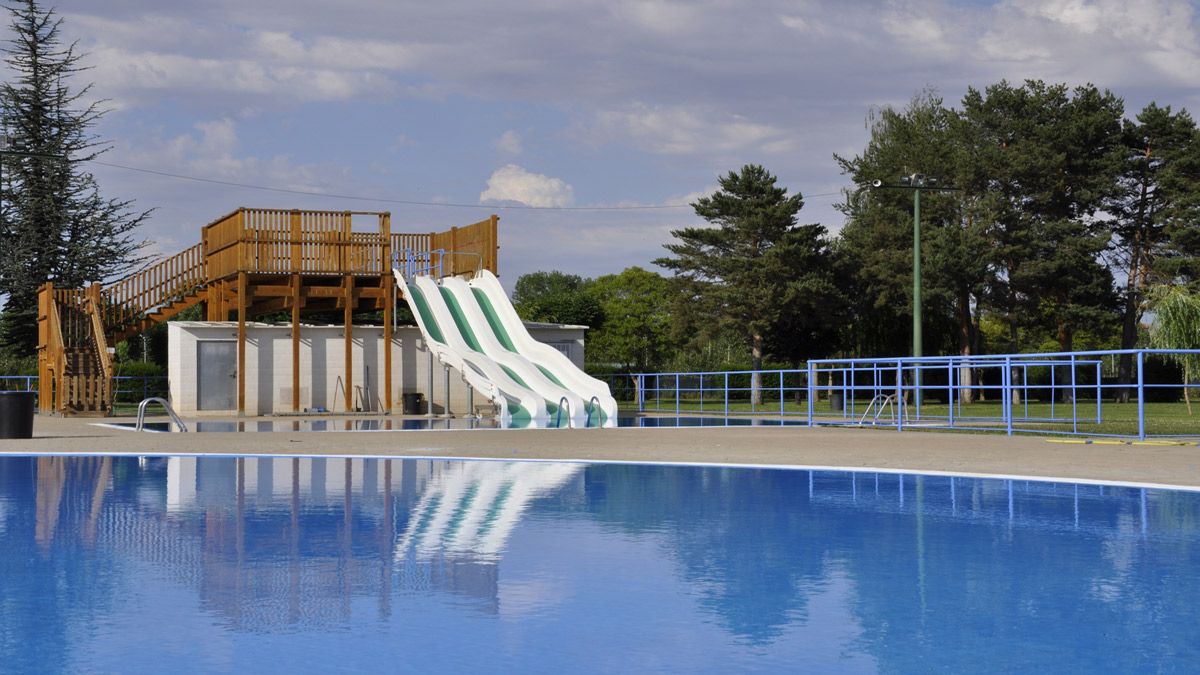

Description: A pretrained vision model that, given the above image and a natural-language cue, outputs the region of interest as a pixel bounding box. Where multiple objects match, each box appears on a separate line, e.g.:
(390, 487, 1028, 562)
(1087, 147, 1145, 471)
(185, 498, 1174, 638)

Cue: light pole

(870, 174, 958, 410)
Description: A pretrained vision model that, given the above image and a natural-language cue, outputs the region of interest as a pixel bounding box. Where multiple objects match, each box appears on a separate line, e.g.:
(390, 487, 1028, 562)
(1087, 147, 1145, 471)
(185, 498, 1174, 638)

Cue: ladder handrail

(585, 395, 601, 428)
(555, 396, 570, 428)
(136, 397, 188, 432)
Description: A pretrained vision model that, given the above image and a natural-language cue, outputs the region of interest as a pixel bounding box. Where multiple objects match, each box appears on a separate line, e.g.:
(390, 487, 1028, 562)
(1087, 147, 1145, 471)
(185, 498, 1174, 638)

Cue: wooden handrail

(85, 285, 112, 381)
(104, 243, 204, 330)
(46, 293, 66, 414)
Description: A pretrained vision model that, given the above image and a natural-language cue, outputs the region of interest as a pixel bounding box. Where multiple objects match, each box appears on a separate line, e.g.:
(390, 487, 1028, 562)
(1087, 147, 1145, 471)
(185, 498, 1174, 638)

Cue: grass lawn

(634, 396, 1200, 438)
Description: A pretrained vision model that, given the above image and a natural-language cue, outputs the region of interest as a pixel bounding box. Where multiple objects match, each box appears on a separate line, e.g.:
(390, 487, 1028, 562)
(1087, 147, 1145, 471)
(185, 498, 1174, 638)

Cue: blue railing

(0, 375, 168, 406)
(622, 349, 1200, 440)
(394, 248, 485, 278)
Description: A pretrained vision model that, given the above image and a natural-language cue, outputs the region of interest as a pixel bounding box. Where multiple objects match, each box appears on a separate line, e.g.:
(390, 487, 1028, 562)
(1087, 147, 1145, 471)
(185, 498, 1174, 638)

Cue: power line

(90, 159, 843, 211)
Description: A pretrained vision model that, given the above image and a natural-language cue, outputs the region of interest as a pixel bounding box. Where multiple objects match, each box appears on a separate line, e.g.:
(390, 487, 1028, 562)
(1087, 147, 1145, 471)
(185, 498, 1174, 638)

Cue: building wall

(167, 321, 586, 416)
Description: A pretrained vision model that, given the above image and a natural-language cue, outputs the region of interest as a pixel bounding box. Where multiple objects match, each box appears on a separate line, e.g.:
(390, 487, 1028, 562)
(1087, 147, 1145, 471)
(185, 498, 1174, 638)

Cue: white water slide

(393, 267, 618, 428)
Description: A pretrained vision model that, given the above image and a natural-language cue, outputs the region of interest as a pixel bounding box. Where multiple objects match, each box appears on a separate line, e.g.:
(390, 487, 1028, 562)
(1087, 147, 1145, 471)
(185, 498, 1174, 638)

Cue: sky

(32, 0, 1200, 290)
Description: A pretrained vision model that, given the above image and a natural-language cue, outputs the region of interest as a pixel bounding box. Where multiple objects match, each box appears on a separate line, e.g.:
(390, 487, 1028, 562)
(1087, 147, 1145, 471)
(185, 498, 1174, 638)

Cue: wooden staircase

(38, 243, 205, 416)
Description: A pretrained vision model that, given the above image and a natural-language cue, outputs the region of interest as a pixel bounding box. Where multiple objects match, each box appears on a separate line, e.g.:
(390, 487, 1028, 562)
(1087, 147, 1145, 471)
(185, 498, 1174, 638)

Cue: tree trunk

(1009, 316, 1020, 406)
(1117, 209, 1147, 403)
(957, 286, 974, 404)
(751, 333, 764, 406)
(1057, 322, 1074, 403)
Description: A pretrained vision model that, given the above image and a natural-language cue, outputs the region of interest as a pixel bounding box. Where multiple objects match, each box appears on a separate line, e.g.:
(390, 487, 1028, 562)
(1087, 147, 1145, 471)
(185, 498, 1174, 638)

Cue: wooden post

(237, 271, 247, 416)
(291, 274, 301, 412)
(381, 212, 393, 413)
(344, 274, 354, 412)
(291, 210, 302, 412)
(489, 214, 499, 274)
(37, 283, 52, 412)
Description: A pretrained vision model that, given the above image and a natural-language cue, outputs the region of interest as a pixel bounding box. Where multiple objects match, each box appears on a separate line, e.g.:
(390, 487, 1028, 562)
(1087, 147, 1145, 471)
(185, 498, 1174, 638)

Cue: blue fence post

(778, 370, 784, 417)
(699, 374, 705, 414)
(1095, 362, 1102, 424)
(847, 363, 854, 420)
(674, 373, 680, 416)
(948, 360, 955, 428)
(842, 366, 850, 420)
(1136, 351, 1146, 440)
(1070, 354, 1078, 434)
(637, 374, 645, 413)
(895, 360, 903, 432)
(1004, 356, 1013, 436)
(1050, 362, 1056, 420)
(806, 362, 815, 427)
(724, 373, 729, 417)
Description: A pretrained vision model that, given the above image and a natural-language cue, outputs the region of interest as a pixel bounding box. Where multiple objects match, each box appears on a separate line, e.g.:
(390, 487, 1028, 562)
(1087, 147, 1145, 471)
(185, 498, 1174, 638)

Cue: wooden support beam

(344, 275, 354, 412)
(248, 284, 294, 297)
(237, 271, 247, 416)
(291, 273, 301, 413)
(250, 284, 380, 299)
(247, 297, 295, 316)
(382, 212, 393, 413)
(306, 286, 359, 299)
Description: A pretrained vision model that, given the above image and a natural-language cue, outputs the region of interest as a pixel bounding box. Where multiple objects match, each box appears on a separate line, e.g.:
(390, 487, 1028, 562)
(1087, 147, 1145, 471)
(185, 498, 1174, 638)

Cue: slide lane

(440, 276, 587, 427)
(394, 270, 547, 427)
(468, 270, 618, 427)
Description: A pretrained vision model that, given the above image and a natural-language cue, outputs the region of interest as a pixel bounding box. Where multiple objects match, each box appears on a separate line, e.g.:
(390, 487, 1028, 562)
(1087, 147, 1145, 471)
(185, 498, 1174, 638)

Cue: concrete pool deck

(3, 413, 1199, 490)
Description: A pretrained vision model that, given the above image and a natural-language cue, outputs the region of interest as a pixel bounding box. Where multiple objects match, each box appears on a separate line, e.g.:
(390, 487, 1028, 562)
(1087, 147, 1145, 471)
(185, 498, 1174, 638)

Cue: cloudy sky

(35, 0, 1200, 288)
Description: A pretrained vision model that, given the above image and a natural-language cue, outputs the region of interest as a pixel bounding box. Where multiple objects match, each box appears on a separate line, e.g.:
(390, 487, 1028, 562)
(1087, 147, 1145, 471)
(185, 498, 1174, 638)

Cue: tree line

(515, 81, 1200, 398)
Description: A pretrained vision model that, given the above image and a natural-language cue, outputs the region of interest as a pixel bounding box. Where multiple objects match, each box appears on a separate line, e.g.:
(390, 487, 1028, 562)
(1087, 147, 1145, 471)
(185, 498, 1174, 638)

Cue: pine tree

(656, 165, 835, 404)
(1108, 104, 1200, 399)
(0, 0, 148, 356)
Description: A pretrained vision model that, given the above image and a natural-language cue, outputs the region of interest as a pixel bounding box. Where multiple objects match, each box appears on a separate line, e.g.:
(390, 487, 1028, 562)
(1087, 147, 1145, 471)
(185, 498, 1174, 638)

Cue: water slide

(467, 270, 618, 426)
(394, 272, 544, 427)
(393, 268, 616, 427)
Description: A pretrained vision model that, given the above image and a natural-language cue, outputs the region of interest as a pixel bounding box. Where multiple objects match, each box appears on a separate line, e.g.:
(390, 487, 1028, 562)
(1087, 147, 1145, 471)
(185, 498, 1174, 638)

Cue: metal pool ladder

(858, 394, 908, 427)
(136, 397, 189, 432)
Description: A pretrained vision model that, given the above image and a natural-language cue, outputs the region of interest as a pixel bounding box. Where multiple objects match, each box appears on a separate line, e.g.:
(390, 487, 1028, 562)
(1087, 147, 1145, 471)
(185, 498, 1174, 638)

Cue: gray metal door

(197, 341, 237, 410)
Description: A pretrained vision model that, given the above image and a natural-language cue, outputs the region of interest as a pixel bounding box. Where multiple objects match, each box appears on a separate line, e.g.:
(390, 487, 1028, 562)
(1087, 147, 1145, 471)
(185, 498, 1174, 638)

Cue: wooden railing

(103, 243, 204, 329)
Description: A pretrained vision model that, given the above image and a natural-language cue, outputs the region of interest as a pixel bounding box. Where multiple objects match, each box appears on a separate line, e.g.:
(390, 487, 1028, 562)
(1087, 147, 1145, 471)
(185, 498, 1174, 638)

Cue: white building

(167, 321, 586, 416)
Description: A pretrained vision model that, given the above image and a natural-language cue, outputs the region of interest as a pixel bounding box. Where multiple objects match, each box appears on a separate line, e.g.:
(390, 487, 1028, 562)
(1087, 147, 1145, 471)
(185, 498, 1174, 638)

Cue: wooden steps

(110, 289, 206, 345)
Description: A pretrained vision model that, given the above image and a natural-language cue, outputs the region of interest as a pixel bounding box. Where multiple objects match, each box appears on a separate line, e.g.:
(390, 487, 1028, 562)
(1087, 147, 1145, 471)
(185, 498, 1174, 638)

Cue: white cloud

(123, 117, 332, 192)
(583, 103, 796, 156)
(87, 45, 396, 102)
(479, 165, 574, 207)
(495, 130, 523, 156)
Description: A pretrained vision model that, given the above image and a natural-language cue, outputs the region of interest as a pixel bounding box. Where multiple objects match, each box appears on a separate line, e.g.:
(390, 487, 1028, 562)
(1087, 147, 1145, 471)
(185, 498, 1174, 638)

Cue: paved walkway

(3, 414, 1199, 490)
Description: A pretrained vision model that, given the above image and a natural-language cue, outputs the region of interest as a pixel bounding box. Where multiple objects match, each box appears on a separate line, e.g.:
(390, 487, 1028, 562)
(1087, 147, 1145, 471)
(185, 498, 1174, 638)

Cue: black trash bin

(402, 392, 425, 415)
(0, 391, 36, 439)
(830, 391, 844, 412)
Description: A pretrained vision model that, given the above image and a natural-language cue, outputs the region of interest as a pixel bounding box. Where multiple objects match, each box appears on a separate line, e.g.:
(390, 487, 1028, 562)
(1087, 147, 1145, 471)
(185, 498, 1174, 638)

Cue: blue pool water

(2, 456, 1198, 672)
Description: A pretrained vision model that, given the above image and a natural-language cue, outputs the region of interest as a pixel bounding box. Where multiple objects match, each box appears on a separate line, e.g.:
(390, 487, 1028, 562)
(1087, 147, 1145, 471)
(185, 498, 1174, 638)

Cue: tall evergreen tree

(0, 0, 148, 355)
(958, 80, 1123, 355)
(1108, 103, 1200, 398)
(836, 90, 993, 382)
(656, 165, 836, 403)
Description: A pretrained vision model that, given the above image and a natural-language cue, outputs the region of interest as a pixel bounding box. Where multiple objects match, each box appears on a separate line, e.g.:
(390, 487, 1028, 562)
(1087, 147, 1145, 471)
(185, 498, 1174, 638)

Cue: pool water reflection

(1, 456, 1198, 672)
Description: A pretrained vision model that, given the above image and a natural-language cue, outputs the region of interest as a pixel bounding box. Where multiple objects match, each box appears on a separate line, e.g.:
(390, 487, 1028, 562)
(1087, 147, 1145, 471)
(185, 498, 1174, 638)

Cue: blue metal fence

(617, 349, 1200, 440)
(0, 375, 168, 406)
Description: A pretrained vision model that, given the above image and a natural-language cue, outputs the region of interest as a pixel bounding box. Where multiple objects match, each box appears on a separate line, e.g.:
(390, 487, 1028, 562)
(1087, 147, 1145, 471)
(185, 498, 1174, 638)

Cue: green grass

(635, 396, 1200, 437)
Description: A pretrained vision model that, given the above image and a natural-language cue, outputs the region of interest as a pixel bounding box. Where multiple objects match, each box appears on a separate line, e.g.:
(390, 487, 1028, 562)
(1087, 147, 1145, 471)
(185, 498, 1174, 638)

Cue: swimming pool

(2, 456, 1197, 672)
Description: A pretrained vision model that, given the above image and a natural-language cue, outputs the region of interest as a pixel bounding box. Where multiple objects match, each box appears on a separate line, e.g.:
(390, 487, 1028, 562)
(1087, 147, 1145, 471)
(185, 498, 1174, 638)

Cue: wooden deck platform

(37, 208, 499, 416)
